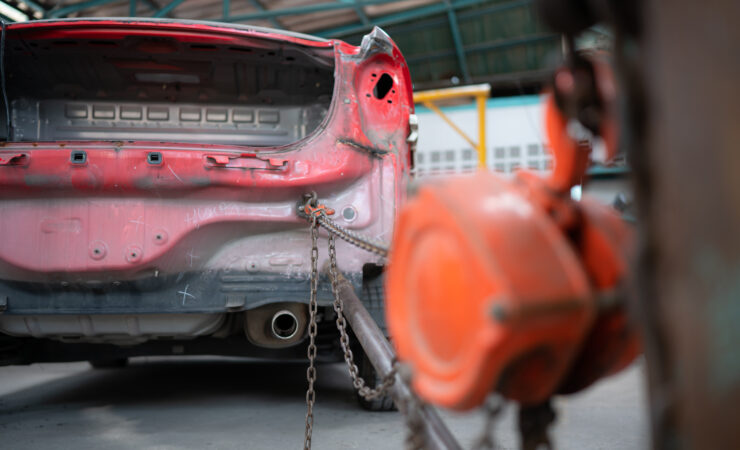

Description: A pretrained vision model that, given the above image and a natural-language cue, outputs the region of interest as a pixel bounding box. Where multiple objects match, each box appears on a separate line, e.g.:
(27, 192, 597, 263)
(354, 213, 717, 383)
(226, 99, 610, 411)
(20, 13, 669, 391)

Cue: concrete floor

(0, 358, 649, 449)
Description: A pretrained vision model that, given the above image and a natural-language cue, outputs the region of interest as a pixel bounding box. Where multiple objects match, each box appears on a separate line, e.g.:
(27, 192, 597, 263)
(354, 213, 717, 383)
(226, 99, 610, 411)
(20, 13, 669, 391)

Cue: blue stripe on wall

(415, 94, 544, 114)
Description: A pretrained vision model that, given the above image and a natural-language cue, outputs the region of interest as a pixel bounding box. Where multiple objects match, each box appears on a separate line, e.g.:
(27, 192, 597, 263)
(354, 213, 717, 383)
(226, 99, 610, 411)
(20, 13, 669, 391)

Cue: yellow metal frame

(413, 83, 491, 168)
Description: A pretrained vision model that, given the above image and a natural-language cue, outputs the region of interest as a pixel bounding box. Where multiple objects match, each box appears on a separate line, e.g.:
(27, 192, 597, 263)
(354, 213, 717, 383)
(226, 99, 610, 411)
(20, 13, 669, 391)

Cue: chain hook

(303, 191, 318, 207)
(300, 191, 336, 220)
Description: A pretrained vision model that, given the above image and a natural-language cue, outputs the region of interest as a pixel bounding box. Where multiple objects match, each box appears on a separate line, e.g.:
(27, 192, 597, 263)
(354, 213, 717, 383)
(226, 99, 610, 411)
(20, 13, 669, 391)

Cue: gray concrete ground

(0, 358, 648, 449)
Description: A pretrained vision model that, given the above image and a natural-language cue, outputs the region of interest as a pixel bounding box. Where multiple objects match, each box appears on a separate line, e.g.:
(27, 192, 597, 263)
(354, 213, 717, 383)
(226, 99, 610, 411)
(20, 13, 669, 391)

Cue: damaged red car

(0, 19, 414, 409)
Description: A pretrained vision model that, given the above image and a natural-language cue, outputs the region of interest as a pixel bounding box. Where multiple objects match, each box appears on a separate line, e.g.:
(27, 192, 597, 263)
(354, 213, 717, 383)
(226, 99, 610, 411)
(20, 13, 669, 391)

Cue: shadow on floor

(0, 358, 357, 413)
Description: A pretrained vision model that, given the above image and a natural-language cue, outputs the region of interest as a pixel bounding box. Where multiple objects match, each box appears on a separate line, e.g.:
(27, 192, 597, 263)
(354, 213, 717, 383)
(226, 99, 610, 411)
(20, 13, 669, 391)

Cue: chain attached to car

(299, 192, 389, 257)
(301, 192, 397, 450)
(299, 191, 514, 450)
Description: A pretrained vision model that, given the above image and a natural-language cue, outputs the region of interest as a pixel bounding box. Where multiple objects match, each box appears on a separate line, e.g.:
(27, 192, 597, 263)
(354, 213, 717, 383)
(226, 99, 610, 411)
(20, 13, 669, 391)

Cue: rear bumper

(0, 270, 361, 315)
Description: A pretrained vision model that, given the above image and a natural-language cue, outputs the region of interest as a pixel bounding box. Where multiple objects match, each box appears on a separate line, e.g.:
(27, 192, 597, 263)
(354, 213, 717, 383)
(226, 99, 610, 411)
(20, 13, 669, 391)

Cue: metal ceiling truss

(3, 0, 544, 90)
(23, 0, 527, 29)
(444, 1, 470, 83)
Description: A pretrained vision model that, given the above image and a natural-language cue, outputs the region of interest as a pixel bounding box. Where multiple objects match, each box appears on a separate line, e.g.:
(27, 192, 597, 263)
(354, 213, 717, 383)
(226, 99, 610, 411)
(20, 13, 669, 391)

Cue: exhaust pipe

(244, 302, 308, 348)
(271, 310, 299, 340)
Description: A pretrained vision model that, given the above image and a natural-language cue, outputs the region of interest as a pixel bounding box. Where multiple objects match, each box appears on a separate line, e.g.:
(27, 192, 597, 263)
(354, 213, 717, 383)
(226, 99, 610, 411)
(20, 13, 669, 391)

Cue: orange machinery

(385, 54, 640, 410)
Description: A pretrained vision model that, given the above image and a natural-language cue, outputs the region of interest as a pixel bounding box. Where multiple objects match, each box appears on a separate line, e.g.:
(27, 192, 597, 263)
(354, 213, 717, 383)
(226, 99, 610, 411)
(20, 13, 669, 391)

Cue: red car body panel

(0, 19, 413, 353)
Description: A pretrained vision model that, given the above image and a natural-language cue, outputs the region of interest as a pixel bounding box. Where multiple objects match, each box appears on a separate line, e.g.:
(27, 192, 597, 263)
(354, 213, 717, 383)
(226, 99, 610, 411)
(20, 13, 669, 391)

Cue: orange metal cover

(386, 172, 596, 410)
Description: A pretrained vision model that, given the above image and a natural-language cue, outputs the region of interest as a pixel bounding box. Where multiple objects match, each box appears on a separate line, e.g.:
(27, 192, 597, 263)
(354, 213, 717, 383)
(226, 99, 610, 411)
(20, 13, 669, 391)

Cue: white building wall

(414, 95, 552, 177)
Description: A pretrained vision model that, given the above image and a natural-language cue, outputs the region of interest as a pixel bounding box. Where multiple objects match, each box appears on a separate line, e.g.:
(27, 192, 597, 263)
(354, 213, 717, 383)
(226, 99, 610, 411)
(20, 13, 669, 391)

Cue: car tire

(89, 358, 128, 369)
(355, 349, 396, 412)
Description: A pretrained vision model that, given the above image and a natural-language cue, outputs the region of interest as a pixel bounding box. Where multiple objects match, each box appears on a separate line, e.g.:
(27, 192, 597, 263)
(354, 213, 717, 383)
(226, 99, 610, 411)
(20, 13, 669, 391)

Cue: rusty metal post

(618, 1, 740, 448)
(330, 272, 462, 450)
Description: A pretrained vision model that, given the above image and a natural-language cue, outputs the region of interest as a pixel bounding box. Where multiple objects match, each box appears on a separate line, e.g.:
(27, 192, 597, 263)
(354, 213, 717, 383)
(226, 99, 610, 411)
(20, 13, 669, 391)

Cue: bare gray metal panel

(15, 100, 318, 146)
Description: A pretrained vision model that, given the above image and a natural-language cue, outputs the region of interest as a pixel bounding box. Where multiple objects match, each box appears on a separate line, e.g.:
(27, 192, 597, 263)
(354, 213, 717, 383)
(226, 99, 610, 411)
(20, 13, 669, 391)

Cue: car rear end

(0, 19, 413, 364)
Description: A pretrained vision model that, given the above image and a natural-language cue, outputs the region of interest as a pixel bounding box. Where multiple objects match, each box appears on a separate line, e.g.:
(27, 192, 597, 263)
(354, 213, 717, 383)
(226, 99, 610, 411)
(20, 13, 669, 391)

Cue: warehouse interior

(0, 1, 737, 449)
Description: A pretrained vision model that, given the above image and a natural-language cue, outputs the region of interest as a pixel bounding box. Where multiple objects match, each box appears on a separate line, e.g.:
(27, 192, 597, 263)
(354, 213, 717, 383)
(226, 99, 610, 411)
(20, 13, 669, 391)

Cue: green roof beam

(404, 33, 559, 64)
(223, 0, 398, 23)
(348, 0, 370, 25)
(316, 0, 533, 38)
(246, 0, 283, 29)
(47, 0, 120, 18)
(381, 0, 534, 37)
(445, 1, 470, 83)
(153, 0, 185, 17)
(315, 0, 490, 38)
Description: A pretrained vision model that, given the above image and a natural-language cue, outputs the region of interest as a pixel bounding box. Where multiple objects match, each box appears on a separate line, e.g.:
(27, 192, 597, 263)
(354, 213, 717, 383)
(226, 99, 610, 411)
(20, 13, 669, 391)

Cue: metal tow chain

(299, 192, 389, 257)
(519, 401, 555, 450)
(303, 215, 320, 450)
(472, 395, 505, 450)
(301, 192, 509, 450)
(328, 232, 398, 399)
(319, 214, 389, 257)
(302, 193, 396, 449)
(397, 364, 427, 450)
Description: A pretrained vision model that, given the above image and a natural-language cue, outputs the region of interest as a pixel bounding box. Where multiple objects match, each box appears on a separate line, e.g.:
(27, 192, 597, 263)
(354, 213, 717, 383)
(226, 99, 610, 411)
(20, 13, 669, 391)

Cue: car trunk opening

(1, 27, 336, 147)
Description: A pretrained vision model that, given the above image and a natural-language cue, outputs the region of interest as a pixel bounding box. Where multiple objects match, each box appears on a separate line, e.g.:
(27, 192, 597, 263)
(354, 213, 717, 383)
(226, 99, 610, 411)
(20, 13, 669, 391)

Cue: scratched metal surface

(0, 22, 410, 350)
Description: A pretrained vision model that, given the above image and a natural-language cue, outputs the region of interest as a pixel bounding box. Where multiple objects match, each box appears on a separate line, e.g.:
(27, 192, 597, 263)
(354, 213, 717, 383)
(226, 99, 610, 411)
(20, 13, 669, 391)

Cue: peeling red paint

(0, 20, 412, 280)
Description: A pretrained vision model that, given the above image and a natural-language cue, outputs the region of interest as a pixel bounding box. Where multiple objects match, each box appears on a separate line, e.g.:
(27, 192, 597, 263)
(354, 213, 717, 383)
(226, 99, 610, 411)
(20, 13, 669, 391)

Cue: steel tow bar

(327, 270, 462, 450)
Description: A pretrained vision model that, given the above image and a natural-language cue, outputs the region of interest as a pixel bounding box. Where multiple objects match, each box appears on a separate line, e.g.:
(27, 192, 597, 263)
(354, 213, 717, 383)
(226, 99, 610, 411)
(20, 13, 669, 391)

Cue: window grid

(414, 142, 551, 178)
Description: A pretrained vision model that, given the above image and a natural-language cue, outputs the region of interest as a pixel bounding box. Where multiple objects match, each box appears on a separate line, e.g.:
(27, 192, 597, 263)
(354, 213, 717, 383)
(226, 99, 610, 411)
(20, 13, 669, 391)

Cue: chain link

(299, 191, 389, 257)
(328, 232, 397, 400)
(396, 364, 427, 450)
(303, 193, 397, 450)
(318, 214, 389, 257)
(472, 395, 505, 450)
(519, 401, 555, 450)
(302, 192, 512, 450)
(303, 215, 320, 450)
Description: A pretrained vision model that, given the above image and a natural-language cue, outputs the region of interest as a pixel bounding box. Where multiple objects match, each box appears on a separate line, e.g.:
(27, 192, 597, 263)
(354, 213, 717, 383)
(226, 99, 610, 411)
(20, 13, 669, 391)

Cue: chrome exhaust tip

(271, 310, 299, 340)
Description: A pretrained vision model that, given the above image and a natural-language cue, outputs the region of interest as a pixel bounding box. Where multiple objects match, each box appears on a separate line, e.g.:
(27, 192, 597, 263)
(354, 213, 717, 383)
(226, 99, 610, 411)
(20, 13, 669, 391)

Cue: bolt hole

(373, 73, 394, 100)
(342, 206, 357, 222)
(93, 249, 101, 255)
(131, 253, 137, 258)
(155, 234, 163, 240)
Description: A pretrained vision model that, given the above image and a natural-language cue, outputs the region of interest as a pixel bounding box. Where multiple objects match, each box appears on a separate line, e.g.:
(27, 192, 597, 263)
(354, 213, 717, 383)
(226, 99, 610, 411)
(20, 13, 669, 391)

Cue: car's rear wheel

(89, 358, 128, 369)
